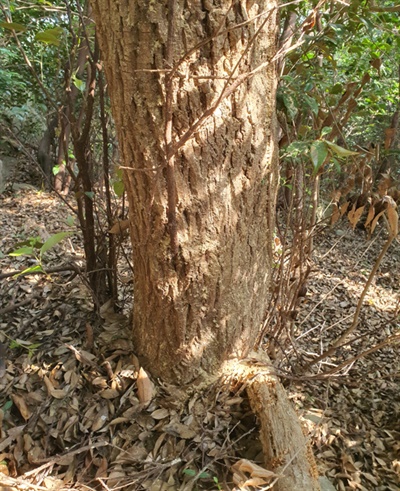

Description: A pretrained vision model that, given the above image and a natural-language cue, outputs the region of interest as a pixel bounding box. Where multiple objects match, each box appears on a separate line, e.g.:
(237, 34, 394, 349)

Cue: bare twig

(0, 263, 82, 280)
(317, 333, 400, 377)
(304, 233, 395, 369)
(0, 293, 41, 315)
(22, 441, 109, 477)
(0, 122, 80, 218)
(369, 3, 400, 12)
(164, 0, 179, 263)
(172, 8, 275, 156)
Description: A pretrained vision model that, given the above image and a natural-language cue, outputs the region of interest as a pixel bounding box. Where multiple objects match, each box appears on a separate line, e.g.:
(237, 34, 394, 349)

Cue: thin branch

(164, 0, 179, 263)
(119, 165, 162, 173)
(0, 293, 41, 315)
(319, 333, 400, 377)
(179, 0, 304, 76)
(172, 8, 275, 156)
(22, 441, 109, 477)
(275, 332, 400, 381)
(0, 122, 79, 218)
(0, 263, 82, 280)
(304, 233, 395, 370)
(369, 4, 400, 13)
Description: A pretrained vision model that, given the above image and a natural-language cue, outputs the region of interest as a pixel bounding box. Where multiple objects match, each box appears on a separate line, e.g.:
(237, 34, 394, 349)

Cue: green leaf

(284, 141, 309, 159)
(27, 343, 41, 351)
(298, 125, 311, 136)
(303, 94, 319, 116)
(182, 469, 196, 477)
(66, 215, 75, 227)
(358, 15, 375, 32)
(386, 149, 400, 156)
(304, 81, 314, 92)
(282, 93, 298, 120)
(198, 472, 211, 479)
(14, 265, 44, 277)
(302, 52, 316, 61)
(35, 27, 64, 46)
(13, 237, 43, 250)
(0, 22, 27, 32)
(325, 141, 359, 157)
(321, 126, 332, 137)
(330, 83, 343, 94)
(84, 191, 94, 199)
(2, 400, 13, 412)
(52, 165, 60, 175)
(40, 232, 72, 256)
(31, 237, 43, 248)
(72, 75, 86, 92)
(113, 180, 125, 197)
(310, 140, 328, 172)
(331, 157, 341, 172)
(9, 246, 34, 257)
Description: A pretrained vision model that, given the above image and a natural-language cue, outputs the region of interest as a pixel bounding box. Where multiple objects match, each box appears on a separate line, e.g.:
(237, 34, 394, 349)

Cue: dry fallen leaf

(340, 201, 350, 217)
(67, 345, 97, 367)
(11, 394, 32, 421)
(137, 367, 154, 405)
(100, 388, 120, 399)
(151, 408, 170, 420)
(107, 468, 126, 488)
(43, 375, 67, 399)
(43, 476, 64, 489)
(109, 219, 130, 234)
(331, 203, 340, 226)
(243, 477, 271, 487)
(164, 422, 197, 439)
(369, 208, 386, 235)
(1, 188, 399, 491)
(364, 204, 375, 228)
(92, 405, 109, 432)
(231, 459, 281, 480)
(95, 457, 108, 479)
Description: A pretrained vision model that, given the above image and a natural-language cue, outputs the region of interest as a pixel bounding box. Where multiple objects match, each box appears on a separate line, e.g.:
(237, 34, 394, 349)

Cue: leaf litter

(0, 188, 399, 490)
(284, 224, 400, 491)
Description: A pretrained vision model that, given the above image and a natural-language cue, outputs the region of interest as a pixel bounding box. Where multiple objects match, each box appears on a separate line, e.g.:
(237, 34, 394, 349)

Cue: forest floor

(0, 181, 399, 491)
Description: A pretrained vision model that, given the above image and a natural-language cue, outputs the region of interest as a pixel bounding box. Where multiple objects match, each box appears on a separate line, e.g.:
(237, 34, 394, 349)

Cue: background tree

(0, 0, 121, 306)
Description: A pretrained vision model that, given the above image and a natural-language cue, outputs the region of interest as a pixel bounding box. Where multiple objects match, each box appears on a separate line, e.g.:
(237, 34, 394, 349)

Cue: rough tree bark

(91, 2, 321, 489)
(91, 0, 279, 383)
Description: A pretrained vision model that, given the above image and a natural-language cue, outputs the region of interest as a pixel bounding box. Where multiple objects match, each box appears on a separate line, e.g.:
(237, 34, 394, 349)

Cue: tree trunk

(37, 114, 58, 186)
(91, 0, 279, 384)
